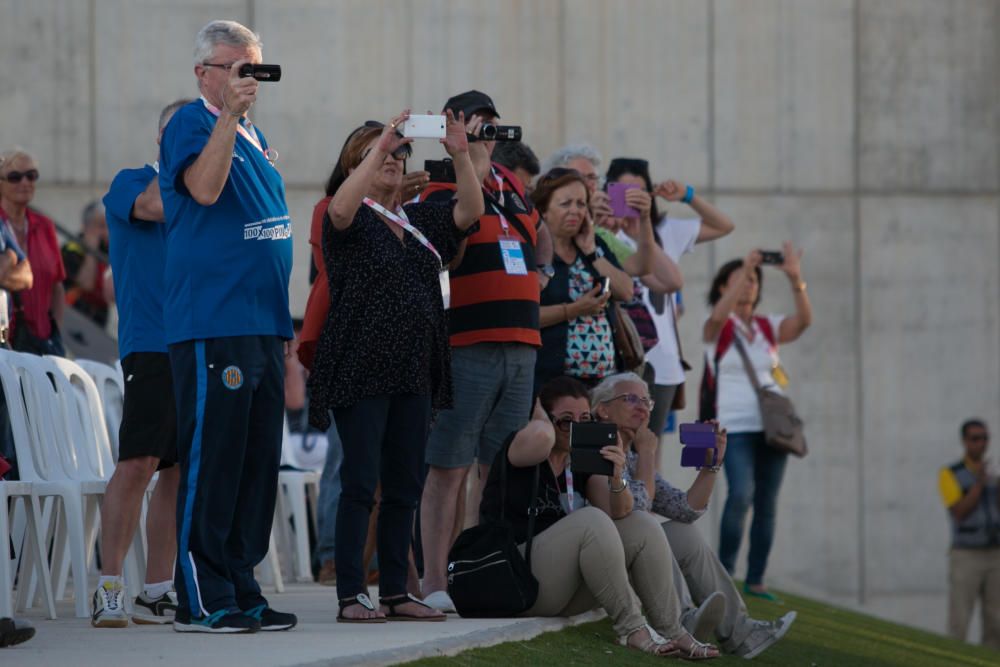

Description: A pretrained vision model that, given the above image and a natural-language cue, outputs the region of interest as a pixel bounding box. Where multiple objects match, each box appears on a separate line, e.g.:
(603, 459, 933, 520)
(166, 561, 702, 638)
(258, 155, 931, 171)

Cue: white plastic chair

(2, 351, 106, 618)
(0, 356, 57, 620)
(74, 359, 124, 460)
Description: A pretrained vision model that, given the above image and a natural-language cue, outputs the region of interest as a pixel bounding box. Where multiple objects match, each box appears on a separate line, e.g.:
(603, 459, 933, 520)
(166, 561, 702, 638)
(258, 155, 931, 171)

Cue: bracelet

(793, 280, 807, 293)
(609, 476, 628, 493)
(699, 465, 721, 473)
(681, 185, 695, 204)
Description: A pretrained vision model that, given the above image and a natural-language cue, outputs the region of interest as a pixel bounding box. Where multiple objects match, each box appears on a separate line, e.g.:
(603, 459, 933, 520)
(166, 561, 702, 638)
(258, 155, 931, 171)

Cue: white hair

(193, 20, 262, 64)
(0, 146, 35, 173)
(590, 372, 646, 410)
(542, 143, 603, 175)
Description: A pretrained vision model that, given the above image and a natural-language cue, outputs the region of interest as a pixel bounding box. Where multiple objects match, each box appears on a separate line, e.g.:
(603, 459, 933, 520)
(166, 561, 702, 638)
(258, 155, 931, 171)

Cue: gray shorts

(426, 343, 537, 469)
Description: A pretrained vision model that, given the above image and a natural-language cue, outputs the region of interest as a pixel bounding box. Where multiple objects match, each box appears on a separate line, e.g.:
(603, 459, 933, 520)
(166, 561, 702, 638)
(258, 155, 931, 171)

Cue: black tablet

(570, 422, 617, 477)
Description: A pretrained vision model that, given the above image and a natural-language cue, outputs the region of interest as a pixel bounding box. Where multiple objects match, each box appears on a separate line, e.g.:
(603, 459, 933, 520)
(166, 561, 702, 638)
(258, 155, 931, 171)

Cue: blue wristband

(682, 185, 695, 204)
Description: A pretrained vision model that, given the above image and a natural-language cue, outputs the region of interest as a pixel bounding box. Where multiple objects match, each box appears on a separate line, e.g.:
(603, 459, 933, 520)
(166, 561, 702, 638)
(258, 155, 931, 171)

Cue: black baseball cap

(443, 90, 500, 119)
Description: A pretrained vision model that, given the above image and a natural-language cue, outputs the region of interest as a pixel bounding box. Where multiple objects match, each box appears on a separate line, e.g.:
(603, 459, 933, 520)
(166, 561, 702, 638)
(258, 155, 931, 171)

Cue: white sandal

(618, 624, 680, 657)
(671, 632, 720, 660)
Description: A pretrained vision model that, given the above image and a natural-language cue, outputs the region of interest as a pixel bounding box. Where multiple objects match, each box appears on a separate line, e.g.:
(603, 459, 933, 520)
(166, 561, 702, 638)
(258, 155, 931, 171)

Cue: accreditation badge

(499, 238, 528, 275)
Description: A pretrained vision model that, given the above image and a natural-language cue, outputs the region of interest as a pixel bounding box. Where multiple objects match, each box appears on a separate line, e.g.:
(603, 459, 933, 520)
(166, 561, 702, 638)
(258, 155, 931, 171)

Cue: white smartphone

(402, 114, 447, 139)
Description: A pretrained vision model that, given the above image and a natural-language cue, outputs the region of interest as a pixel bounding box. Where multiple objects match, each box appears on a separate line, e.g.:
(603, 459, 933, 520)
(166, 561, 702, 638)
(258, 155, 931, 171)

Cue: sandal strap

(339, 593, 376, 612)
(379, 593, 432, 612)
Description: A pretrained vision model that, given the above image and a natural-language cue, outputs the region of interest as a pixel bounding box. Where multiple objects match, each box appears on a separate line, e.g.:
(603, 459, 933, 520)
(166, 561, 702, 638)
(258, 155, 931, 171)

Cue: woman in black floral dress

(308, 110, 483, 622)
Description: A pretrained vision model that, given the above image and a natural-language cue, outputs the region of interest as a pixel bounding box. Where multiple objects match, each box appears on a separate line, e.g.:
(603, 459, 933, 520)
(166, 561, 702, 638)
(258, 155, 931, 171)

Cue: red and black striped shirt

(420, 163, 541, 347)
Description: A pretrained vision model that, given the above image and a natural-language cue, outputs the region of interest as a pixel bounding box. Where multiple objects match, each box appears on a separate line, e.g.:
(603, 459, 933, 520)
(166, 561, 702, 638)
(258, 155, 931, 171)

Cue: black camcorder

(470, 124, 522, 142)
(425, 159, 456, 184)
(239, 63, 282, 82)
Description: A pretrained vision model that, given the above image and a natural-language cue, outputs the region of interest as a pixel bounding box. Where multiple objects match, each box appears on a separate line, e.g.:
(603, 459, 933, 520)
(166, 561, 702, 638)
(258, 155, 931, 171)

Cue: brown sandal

(379, 594, 446, 622)
(337, 593, 387, 623)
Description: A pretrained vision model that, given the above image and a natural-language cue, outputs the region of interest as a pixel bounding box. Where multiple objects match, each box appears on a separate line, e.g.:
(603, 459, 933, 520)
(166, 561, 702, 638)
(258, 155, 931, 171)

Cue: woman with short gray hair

(591, 372, 797, 659)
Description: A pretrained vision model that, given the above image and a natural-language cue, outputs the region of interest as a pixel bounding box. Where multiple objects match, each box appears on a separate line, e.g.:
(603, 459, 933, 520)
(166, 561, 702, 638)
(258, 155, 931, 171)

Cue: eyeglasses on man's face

(1, 169, 39, 184)
(549, 412, 594, 432)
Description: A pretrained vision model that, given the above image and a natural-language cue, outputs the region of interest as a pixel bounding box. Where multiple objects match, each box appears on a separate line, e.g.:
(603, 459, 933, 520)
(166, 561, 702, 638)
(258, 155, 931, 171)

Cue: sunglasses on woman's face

(1, 169, 39, 184)
(358, 120, 412, 161)
(549, 412, 594, 432)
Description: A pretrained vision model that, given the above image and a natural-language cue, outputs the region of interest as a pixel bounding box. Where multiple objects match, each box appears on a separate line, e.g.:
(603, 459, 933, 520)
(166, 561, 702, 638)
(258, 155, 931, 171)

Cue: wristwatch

(583, 246, 605, 263)
(537, 264, 555, 279)
(609, 476, 627, 493)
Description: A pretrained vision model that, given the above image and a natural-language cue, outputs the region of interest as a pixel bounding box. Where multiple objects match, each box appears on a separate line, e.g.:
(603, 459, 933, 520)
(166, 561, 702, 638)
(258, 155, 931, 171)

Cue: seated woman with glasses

(531, 168, 657, 390)
(307, 110, 484, 623)
(479, 375, 719, 660)
(590, 372, 797, 659)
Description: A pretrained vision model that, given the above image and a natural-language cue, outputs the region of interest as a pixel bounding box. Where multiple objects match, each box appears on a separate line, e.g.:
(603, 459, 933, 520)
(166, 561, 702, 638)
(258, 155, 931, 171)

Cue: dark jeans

(718, 431, 788, 586)
(333, 394, 431, 599)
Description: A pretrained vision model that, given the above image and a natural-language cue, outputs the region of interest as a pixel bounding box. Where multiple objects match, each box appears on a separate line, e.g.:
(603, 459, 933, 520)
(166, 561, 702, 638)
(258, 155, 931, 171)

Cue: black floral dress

(307, 201, 465, 431)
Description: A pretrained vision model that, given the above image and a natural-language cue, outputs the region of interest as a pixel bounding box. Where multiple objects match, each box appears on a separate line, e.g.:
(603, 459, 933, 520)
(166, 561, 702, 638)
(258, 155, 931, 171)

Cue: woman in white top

(603, 158, 735, 438)
(702, 245, 811, 600)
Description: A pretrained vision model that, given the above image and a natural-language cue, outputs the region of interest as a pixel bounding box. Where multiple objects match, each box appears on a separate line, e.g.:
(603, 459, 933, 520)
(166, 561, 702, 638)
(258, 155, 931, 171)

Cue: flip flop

(337, 593, 387, 623)
(379, 594, 447, 622)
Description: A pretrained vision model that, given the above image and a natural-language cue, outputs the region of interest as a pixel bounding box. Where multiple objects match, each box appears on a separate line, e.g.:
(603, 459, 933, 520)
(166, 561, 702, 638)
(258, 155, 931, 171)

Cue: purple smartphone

(607, 183, 640, 219)
(681, 446, 719, 468)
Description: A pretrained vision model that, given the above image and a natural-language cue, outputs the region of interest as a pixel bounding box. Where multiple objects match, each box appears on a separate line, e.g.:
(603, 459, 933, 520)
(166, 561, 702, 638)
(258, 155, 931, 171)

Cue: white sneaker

(731, 611, 797, 659)
(91, 580, 128, 628)
(681, 591, 727, 642)
(422, 590, 456, 613)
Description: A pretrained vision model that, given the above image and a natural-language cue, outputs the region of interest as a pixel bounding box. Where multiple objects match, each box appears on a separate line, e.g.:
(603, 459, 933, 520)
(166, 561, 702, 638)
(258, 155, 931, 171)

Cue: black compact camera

(425, 159, 456, 184)
(471, 124, 522, 142)
(239, 63, 282, 82)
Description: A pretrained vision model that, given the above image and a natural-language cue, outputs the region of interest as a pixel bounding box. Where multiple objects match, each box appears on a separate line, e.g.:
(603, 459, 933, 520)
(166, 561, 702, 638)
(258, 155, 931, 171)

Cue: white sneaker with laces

(731, 611, 797, 659)
(91, 580, 129, 628)
(422, 590, 457, 613)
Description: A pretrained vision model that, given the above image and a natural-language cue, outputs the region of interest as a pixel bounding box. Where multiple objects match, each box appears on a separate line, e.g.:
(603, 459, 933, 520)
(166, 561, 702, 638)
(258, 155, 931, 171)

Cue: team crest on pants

(222, 366, 244, 390)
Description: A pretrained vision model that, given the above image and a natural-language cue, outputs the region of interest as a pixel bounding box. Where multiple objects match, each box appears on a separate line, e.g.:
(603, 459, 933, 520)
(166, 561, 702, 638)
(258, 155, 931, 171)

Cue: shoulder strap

(731, 333, 764, 394)
(498, 443, 541, 571)
(756, 315, 778, 347)
(523, 464, 541, 570)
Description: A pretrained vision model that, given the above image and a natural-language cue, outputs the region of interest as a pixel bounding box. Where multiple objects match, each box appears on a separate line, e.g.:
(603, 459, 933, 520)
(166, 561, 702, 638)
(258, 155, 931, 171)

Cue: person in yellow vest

(938, 418, 999, 649)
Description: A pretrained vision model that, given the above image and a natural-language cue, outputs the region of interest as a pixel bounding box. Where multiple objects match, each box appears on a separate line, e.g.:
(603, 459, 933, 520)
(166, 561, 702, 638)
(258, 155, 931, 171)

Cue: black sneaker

(133, 590, 179, 625)
(173, 608, 260, 634)
(242, 604, 297, 631)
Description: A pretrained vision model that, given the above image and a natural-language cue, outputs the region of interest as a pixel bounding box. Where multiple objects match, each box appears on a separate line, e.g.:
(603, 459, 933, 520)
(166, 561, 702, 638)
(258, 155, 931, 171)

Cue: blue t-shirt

(104, 165, 167, 358)
(158, 99, 293, 344)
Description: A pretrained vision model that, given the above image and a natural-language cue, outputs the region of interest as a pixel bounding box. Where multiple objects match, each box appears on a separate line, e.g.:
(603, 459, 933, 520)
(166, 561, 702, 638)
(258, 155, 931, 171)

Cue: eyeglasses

(1, 169, 39, 184)
(549, 413, 594, 433)
(201, 62, 236, 71)
(607, 393, 654, 410)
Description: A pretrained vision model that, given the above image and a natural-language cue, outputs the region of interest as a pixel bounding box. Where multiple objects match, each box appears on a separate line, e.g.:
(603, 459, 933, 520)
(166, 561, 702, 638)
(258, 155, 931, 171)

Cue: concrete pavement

(2, 584, 603, 667)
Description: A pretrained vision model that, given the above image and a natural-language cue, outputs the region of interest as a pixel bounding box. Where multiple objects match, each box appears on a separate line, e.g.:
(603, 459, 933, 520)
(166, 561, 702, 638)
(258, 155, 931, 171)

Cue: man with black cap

(418, 91, 542, 612)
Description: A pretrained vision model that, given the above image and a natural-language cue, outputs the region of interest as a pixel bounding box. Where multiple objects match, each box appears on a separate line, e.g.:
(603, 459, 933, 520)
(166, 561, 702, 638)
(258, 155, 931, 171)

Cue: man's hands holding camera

(221, 59, 259, 117)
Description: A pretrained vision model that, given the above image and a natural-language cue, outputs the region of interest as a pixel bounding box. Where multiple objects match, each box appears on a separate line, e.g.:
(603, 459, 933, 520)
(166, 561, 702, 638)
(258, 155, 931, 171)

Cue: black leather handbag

(446, 455, 540, 618)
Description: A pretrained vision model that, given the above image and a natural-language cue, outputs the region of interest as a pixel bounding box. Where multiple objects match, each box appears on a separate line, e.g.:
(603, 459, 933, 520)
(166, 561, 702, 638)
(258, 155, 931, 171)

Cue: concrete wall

(2, 0, 998, 610)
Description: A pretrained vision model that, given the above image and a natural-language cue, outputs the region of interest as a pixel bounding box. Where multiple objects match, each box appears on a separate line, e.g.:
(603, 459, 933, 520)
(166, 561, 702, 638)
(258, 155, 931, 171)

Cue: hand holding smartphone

(570, 422, 617, 476)
(679, 422, 720, 469)
(403, 114, 447, 139)
(607, 183, 640, 219)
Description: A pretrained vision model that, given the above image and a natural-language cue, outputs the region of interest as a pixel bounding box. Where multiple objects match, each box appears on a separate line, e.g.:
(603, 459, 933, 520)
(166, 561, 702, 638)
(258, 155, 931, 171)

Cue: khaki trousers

(522, 506, 683, 639)
(948, 546, 1000, 649)
(663, 519, 754, 646)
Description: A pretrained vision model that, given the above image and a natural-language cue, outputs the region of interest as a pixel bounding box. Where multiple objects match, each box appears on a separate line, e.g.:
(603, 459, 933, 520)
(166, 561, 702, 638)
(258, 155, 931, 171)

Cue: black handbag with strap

(446, 451, 541, 618)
